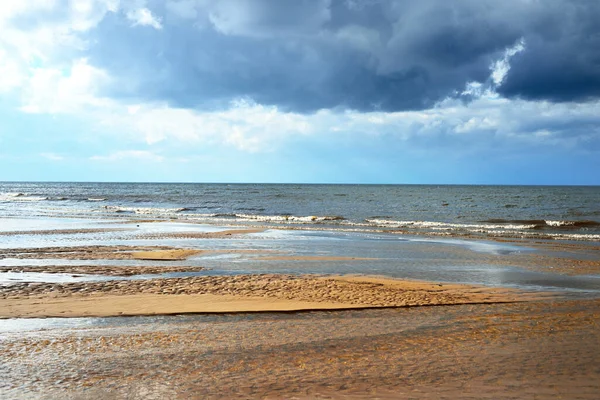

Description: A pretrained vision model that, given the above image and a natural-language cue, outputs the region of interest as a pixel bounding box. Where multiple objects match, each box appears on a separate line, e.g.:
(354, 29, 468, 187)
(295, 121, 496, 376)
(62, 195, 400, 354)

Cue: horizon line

(1, 180, 598, 187)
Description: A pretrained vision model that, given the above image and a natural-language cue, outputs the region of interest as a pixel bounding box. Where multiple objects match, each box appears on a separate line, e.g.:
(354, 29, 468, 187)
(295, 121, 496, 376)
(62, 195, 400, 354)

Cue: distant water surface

(1, 182, 599, 241)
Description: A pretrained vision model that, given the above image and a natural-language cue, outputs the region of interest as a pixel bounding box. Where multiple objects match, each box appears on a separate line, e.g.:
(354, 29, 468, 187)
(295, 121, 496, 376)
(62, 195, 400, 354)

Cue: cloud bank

(0, 0, 598, 183)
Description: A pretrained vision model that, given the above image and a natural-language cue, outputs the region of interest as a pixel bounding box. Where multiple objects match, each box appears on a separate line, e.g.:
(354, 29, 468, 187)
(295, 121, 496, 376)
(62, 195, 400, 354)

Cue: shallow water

(1, 219, 599, 293)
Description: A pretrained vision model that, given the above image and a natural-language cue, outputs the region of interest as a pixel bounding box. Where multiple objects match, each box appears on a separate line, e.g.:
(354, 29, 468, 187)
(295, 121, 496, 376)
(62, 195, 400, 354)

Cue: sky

(0, 0, 599, 184)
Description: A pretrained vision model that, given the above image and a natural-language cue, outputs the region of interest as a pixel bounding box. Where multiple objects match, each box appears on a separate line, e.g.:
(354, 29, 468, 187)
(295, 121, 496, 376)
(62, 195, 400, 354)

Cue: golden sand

(0, 274, 552, 319)
(131, 249, 203, 261)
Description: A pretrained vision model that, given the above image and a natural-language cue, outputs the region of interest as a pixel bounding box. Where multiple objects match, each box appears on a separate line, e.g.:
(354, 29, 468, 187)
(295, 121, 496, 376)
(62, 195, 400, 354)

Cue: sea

(1, 182, 599, 241)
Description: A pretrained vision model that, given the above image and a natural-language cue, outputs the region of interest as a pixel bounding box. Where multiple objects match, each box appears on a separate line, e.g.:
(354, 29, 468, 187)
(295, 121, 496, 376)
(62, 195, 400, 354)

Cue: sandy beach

(1, 224, 599, 399)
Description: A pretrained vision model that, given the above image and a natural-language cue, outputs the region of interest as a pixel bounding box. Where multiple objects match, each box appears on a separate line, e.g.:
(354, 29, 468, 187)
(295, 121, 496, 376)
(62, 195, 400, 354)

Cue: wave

(544, 220, 600, 228)
(232, 213, 346, 223)
(0, 193, 48, 202)
(364, 219, 538, 231)
(175, 212, 600, 236)
(480, 219, 600, 230)
(102, 206, 188, 215)
(87, 198, 107, 202)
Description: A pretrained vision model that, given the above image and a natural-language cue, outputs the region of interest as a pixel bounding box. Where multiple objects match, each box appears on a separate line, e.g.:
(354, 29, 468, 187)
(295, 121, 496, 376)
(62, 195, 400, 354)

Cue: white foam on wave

(234, 213, 344, 223)
(364, 219, 537, 231)
(102, 205, 188, 215)
(177, 213, 346, 225)
(545, 220, 578, 227)
(87, 198, 106, 202)
(482, 229, 600, 241)
(0, 193, 48, 202)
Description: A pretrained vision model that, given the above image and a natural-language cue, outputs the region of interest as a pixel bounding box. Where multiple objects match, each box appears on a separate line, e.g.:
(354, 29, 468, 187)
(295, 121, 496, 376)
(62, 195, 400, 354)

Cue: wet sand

(0, 245, 277, 260)
(0, 264, 207, 276)
(1, 299, 598, 399)
(0, 245, 176, 260)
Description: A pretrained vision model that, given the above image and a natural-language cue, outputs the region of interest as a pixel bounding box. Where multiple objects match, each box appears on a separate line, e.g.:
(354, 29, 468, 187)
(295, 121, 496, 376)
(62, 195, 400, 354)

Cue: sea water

(1, 182, 599, 241)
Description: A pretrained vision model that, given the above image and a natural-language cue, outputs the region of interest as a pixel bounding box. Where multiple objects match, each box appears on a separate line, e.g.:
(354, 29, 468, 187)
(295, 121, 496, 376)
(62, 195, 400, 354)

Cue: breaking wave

(0, 193, 48, 202)
(481, 219, 600, 230)
(102, 206, 188, 215)
(364, 219, 538, 231)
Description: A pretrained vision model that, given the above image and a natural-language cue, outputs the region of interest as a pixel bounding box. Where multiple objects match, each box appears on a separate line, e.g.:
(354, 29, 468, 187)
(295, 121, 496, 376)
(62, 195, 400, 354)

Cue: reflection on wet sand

(2, 299, 599, 399)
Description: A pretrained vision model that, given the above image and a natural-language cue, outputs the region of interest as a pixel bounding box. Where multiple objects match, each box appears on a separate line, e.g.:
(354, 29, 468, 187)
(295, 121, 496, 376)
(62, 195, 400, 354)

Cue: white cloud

(19, 58, 111, 114)
(0, 48, 25, 92)
(0, 1, 56, 23)
(99, 99, 312, 152)
(491, 38, 525, 88)
(0, 0, 119, 97)
(126, 7, 163, 29)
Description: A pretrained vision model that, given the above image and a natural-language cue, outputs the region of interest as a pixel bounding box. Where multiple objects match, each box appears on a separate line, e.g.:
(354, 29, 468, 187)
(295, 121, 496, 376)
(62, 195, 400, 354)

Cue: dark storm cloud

(497, 1, 600, 102)
(88, 0, 600, 112)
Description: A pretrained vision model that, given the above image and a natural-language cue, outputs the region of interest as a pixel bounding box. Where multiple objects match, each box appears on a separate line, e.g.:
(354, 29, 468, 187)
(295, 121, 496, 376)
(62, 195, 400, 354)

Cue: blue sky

(0, 0, 599, 184)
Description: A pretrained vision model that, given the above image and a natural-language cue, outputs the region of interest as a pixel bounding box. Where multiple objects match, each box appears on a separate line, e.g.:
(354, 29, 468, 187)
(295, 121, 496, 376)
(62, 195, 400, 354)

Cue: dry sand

(0, 293, 375, 318)
(0, 274, 551, 319)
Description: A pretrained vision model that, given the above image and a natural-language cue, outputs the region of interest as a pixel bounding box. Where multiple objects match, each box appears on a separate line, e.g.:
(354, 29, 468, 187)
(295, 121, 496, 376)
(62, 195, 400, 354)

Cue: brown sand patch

(0, 274, 551, 318)
(0, 245, 204, 261)
(0, 245, 278, 261)
(0, 245, 172, 260)
(131, 249, 203, 261)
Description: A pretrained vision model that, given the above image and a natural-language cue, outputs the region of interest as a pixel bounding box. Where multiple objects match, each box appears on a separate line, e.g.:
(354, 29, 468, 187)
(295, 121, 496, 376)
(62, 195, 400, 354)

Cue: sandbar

(131, 249, 203, 261)
(0, 274, 552, 319)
